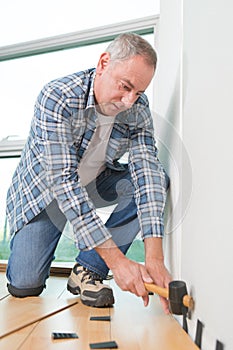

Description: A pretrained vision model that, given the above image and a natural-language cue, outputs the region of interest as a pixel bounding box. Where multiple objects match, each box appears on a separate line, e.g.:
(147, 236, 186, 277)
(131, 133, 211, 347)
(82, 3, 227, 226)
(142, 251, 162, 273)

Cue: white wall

(153, 0, 184, 280)
(156, 0, 233, 348)
(182, 1, 233, 348)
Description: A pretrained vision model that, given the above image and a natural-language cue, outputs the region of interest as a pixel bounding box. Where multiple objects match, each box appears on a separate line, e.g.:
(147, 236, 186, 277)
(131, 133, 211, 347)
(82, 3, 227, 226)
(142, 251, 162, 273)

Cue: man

(6, 33, 171, 313)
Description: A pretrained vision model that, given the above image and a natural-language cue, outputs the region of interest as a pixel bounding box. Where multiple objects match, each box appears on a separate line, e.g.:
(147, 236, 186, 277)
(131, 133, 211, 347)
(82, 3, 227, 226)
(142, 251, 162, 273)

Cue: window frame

(0, 15, 158, 61)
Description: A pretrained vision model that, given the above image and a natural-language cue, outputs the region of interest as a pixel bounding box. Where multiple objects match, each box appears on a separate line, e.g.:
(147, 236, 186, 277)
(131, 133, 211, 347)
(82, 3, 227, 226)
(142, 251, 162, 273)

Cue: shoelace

(81, 269, 103, 285)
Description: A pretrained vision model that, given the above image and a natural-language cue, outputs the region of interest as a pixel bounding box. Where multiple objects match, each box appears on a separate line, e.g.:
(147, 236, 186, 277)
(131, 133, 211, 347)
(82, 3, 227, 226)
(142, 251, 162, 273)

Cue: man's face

(94, 52, 155, 117)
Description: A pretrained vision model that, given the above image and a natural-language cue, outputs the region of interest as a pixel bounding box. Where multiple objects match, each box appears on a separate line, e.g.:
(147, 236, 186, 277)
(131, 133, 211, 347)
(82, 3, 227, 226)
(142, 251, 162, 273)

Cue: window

(0, 4, 159, 266)
(1, 0, 159, 46)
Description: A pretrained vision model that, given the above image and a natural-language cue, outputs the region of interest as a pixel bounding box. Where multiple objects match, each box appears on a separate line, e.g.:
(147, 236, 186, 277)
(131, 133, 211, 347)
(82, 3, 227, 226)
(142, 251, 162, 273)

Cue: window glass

(0, 42, 106, 140)
(0, 0, 159, 46)
(0, 158, 19, 260)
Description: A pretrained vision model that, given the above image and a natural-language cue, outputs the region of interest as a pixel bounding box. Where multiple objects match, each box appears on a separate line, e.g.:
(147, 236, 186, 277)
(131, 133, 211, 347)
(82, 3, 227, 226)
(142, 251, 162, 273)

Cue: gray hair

(105, 33, 157, 70)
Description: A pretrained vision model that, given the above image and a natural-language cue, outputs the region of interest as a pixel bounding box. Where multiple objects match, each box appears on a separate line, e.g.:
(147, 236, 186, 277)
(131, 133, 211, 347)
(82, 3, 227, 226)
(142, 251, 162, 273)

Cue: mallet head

(169, 280, 188, 315)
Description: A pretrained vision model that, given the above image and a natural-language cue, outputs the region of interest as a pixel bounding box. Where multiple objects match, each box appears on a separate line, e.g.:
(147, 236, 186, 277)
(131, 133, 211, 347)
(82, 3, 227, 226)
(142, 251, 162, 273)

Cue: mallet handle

(144, 283, 194, 309)
(144, 283, 168, 299)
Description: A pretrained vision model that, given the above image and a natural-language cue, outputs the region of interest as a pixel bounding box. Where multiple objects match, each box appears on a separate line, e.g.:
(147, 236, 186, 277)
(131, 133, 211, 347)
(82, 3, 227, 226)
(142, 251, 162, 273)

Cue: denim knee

(7, 283, 45, 298)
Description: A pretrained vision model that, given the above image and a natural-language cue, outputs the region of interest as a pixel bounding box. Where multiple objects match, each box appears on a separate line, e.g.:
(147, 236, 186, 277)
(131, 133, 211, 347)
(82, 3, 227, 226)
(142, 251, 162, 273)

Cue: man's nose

(121, 92, 137, 107)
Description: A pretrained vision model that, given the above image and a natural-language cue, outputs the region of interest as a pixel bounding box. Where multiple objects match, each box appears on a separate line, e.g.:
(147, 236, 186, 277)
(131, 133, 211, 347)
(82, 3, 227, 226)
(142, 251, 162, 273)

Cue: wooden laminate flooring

(0, 272, 199, 350)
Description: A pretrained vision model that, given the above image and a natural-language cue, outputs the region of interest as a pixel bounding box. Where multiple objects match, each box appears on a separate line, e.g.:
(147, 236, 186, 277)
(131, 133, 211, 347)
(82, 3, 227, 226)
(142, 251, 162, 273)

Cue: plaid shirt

(6, 68, 169, 250)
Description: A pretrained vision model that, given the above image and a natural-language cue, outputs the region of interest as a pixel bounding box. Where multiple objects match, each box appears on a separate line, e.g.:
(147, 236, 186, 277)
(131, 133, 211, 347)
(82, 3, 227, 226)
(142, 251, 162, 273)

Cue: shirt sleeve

(36, 85, 112, 250)
(128, 103, 169, 239)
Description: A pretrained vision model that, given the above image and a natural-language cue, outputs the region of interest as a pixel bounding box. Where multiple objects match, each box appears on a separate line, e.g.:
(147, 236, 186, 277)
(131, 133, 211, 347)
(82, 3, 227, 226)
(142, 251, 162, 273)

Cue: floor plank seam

(0, 293, 10, 301)
(57, 285, 70, 299)
(17, 322, 40, 350)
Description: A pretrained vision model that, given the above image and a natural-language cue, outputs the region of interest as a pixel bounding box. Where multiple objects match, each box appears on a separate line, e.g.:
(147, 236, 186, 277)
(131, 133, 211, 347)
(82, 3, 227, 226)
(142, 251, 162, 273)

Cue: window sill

(0, 260, 72, 276)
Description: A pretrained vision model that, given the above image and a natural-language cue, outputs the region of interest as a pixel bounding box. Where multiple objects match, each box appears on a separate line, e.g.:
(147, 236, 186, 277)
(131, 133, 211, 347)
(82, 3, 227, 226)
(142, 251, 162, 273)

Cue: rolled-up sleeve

(128, 104, 169, 239)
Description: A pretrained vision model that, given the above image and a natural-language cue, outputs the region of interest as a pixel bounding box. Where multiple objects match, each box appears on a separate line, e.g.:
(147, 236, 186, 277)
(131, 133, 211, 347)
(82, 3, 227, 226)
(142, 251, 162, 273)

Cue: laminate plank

(0, 272, 9, 300)
(0, 296, 78, 339)
(18, 302, 111, 350)
(0, 323, 38, 349)
(42, 276, 68, 298)
(0, 275, 76, 349)
(0, 275, 70, 340)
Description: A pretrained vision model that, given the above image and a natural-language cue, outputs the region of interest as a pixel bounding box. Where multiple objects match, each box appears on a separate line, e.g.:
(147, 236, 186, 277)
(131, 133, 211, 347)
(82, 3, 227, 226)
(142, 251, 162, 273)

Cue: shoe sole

(81, 288, 115, 307)
(67, 283, 81, 295)
(67, 283, 114, 308)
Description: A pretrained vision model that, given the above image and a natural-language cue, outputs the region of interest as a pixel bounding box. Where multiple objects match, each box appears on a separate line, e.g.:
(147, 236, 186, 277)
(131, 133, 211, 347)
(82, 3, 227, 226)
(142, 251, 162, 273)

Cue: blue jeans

(6, 166, 140, 296)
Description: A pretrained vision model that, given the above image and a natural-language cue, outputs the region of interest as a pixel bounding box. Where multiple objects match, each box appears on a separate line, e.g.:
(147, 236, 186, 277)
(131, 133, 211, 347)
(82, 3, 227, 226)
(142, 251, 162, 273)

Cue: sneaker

(67, 263, 115, 307)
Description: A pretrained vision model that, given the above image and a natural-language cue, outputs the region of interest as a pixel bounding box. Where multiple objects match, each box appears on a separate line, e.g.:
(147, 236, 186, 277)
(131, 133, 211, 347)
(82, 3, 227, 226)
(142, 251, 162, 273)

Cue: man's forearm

(95, 237, 166, 270)
(144, 237, 164, 263)
(94, 238, 127, 270)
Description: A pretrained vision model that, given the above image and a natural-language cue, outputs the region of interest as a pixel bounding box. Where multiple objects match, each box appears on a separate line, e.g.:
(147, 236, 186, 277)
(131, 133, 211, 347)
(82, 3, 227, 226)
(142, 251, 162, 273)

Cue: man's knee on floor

(7, 283, 45, 298)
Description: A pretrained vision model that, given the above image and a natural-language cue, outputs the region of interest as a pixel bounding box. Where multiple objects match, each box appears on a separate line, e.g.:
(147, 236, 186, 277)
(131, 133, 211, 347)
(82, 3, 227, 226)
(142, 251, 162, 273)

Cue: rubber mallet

(144, 280, 194, 314)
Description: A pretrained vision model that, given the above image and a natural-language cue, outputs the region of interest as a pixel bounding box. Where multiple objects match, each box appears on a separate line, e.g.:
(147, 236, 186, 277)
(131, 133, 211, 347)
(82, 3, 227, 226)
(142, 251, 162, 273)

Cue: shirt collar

(86, 69, 96, 111)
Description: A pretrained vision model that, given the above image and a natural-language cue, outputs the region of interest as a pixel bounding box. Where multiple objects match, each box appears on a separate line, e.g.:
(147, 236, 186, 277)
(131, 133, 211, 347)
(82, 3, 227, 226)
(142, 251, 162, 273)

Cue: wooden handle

(183, 294, 194, 309)
(144, 283, 194, 309)
(144, 283, 168, 299)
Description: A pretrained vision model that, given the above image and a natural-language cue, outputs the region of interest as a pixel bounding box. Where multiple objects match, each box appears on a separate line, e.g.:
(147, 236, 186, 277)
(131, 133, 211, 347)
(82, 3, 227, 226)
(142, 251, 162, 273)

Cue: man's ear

(96, 52, 111, 74)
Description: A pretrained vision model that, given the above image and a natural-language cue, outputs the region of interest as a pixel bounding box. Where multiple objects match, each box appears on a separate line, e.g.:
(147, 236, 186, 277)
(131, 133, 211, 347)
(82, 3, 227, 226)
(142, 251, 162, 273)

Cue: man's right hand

(111, 255, 154, 306)
(95, 239, 153, 306)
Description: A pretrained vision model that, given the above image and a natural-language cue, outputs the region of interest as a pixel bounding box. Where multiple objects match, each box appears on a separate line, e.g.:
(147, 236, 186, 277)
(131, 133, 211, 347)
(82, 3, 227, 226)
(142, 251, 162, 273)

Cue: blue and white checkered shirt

(6, 68, 169, 250)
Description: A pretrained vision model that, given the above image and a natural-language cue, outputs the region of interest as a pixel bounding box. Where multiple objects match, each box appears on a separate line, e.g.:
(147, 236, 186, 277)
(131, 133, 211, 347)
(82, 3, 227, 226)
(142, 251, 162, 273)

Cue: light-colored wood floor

(0, 272, 199, 350)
